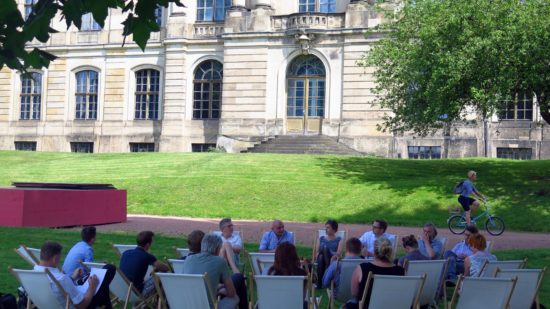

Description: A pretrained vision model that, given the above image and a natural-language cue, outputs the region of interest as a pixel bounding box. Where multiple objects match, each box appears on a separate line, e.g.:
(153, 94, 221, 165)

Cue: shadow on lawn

(316, 157, 550, 232)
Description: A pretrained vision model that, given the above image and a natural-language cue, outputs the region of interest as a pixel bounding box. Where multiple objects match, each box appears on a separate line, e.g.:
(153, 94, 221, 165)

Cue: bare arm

(464, 256, 471, 277)
(222, 276, 237, 298)
(421, 234, 436, 259)
(336, 237, 344, 257)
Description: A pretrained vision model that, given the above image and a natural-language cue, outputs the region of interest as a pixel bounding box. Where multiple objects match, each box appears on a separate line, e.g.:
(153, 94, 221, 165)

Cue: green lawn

(1, 227, 548, 308)
(1, 151, 549, 232)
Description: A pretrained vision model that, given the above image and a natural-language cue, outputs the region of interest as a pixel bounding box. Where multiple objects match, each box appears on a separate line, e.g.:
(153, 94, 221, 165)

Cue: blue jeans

(444, 251, 465, 280)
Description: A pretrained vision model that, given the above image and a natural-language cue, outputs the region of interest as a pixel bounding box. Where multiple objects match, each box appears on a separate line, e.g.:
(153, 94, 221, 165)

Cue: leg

(455, 260, 465, 276)
(220, 242, 240, 273)
(88, 264, 116, 309)
(443, 251, 458, 280)
(471, 200, 480, 213)
(465, 210, 472, 225)
(231, 273, 248, 309)
(316, 247, 332, 288)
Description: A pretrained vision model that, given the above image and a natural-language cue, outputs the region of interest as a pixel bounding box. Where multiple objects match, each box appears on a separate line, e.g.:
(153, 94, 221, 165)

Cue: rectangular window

(155, 5, 163, 26)
(81, 13, 101, 31)
(408, 146, 441, 159)
(20, 72, 42, 120)
(15, 141, 37, 151)
(75, 70, 99, 120)
(299, 0, 316, 12)
(498, 91, 533, 121)
(135, 69, 160, 120)
(197, 0, 231, 21)
(24, 0, 38, 20)
(319, 0, 336, 12)
(192, 143, 217, 152)
(496, 148, 532, 160)
(71, 142, 94, 153)
(130, 143, 156, 152)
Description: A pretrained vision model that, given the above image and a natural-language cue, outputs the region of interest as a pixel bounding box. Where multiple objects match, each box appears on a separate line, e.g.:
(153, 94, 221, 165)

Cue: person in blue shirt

(62, 226, 96, 275)
(321, 237, 363, 297)
(259, 220, 294, 252)
(443, 225, 478, 283)
(458, 170, 486, 225)
(418, 223, 444, 259)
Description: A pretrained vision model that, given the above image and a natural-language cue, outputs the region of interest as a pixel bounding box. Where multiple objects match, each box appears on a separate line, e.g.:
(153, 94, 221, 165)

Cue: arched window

(197, 0, 232, 21)
(20, 72, 42, 120)
(287, 55, 326, 118)
(193, 60, 223, 119)
(135, 69, 160, 120)
(299, 0, 336, 13)
(75, 70, 99, 120)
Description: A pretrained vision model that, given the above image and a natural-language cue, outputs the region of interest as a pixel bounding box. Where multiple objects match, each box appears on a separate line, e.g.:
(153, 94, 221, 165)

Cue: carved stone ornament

(295, 29, 315, 55)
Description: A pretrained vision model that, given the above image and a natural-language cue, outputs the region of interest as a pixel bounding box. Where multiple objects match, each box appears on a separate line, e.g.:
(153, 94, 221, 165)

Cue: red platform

(0, 186, 126, 227)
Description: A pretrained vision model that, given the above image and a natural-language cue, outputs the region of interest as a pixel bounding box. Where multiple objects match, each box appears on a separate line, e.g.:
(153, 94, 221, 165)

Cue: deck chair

(14, 245, 40, 266)
(406, 259, 448, 309)
(479, 258, 528, 277)
(318, 229, 346, 240)
(486, 240, 493, 252)
(327, 258, 367, 309)
(174, 247, 190, 258)
(112, 244, 138, 257)
(82, 261, 156, 309)
(495, 267, 547, 309)
(248, 252, 275, 275)
(436, 237, 447, 258)
(254, 275, 306, 309)
(449, 276, 517, 309)
(359, 273, 426, 309)
(10, 267, 72, 309)
(390, 234, 399, 261)
(256, 259, 274, 275)
(153, 272, 217, 309)
(167, 259, 186, 273)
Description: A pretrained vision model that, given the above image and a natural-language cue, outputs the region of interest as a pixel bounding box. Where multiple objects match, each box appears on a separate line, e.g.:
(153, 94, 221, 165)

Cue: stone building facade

(0, 0, 548, 159)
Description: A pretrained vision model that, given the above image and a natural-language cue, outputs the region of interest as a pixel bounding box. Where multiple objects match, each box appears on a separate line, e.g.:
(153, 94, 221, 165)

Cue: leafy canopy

(361, 0, 550, 135)
(0, 0, 184, 72)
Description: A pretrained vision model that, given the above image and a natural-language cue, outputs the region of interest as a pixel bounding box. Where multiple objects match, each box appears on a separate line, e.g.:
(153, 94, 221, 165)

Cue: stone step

(245, 135, 361, 155)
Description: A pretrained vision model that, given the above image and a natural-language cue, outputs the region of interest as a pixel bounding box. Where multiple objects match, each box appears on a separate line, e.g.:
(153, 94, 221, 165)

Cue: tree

(360, 0, 550, 136)
(0, 0, 184, 72)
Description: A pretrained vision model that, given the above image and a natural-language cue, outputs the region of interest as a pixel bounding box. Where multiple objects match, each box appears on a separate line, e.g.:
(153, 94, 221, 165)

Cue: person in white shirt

(33, 241, 115, 309)
(359, 219, 396, 258)
(219, 218, 242, 273)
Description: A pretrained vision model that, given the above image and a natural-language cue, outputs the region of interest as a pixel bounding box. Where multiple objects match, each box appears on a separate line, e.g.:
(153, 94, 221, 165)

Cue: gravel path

(94, 215, 550, 251)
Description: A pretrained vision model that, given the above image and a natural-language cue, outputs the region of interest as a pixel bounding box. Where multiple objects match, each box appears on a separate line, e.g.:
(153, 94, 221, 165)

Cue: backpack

(453, 180, 465, 194)
(0, 293, 17, 309)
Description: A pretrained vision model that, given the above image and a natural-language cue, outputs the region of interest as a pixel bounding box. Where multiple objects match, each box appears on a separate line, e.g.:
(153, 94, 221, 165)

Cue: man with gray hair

(183, 233, 248, 309)
(259, 219, 294, 253)
(219, 218, 242, 271)
(418, 223, 444, 259)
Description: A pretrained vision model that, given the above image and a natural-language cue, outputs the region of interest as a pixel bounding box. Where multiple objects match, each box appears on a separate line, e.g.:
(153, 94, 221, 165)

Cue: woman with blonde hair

(345, 237, 405, 309)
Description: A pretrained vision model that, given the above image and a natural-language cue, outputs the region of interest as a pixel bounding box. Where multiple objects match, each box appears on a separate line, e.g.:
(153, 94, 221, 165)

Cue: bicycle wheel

(448, 215, 466, 234)
(485, 216, 505, 236)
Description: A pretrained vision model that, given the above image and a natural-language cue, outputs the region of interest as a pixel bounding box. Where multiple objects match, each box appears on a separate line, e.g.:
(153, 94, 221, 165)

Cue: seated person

(464, 233, 496, 277)
(359, 219, 396, 258)
(62, 226, 97, 275)
(397, 234, 429, 267)
(259, 219, 294, 253)
(183, 233, 248, 309)
(443, 225, 478, 282)
(34, 241, 115, 309)
(322, 237, 363, 297)
(183, 230, 205, 259)
(315, 219, 343, 288)
(119, 231, 170, 298)
(267, 242, 308, 309)
(218, 218, 242, 273)
(418, 223, 444, 259)
(346, 238, 405, 309)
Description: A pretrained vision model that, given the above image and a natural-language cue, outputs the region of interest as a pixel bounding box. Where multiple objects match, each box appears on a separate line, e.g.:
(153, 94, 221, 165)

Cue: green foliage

(362, 0, 550, 135)
(0, 151, 549, 232)
(0, 0, 184, 72)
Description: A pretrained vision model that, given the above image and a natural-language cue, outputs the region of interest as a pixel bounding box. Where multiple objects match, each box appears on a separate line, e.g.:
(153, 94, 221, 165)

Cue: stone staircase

(243, 135, 361, 155)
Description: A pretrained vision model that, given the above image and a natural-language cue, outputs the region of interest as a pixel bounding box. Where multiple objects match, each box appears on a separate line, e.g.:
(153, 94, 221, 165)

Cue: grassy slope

(0, 227, 548, 308)
(0, 151, 549, 232)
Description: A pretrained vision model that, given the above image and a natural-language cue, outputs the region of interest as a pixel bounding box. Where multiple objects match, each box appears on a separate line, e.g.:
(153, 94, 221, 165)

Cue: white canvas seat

(174, 247, 190, 258)
(360, 273, 426, 309)
(248, 252, 275, 275)
(14, 245, 40, 266)
(10, 267, 71, 309)
(449, 276, 517, 309)
(256, 259, 274, 275)
(317, 229, 346, 240)
(327, 258, 367, 309)
(495, 268, 547, 309)
(479, 258, 527, 277)
(167, 259, 186, 273)
(486, 240, 493, 252)
(82, 261, 155, 309)
(254, 275, 306, 309)
(406, 259, 447, 309)
(436, 237, 447, 258)
(112, 244, 138, 257)
(154, 272, 216, 309)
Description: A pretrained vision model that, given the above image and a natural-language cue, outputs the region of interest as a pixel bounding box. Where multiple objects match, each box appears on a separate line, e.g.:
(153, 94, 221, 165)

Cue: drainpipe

(483, 117, 489, 157)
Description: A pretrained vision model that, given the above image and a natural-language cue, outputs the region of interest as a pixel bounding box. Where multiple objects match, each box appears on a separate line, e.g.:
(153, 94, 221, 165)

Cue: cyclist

(458, 170, 486, 225)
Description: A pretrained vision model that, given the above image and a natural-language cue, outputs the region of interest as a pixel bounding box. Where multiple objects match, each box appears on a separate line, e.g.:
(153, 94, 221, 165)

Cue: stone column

(256, 0, 272, 8)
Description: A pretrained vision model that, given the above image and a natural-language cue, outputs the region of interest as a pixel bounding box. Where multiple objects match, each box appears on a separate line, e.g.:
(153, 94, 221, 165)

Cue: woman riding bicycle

(458, 170, 486, 225)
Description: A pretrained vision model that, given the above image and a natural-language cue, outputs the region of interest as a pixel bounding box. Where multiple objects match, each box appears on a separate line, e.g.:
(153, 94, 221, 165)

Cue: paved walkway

(94, 215, 550, 251)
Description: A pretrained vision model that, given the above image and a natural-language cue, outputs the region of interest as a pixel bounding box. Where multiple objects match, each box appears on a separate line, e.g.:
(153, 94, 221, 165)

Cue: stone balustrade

(271, 12, 345, 31)
(193, 22, 225, 37)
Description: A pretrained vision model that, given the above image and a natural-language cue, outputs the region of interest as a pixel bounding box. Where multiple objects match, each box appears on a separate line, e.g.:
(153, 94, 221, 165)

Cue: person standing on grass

(458, 170, 486, 225)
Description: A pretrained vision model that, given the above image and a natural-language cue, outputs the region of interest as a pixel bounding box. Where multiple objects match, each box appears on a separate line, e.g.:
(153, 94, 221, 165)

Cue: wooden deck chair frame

(495, 267, 547, 309)
(449, 275, 518, 309)
(479, 257, 528, 277)
(312, 229, 348, 262)
(486, 240, 494, 252)
(405, 259, 449, 309)
(247, 252, 275, 275)
(359, 272, 426, 309)
(9, 266, 72, 309)
(14, 245, 40, 266)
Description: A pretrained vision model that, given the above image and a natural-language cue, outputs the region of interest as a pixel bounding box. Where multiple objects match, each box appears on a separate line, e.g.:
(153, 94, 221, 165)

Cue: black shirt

(357, 262, 405, 309)
(119, 247, 156, 292)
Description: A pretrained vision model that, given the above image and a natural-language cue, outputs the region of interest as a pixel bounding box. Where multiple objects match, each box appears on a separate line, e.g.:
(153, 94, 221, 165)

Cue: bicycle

(447, 200, 505, 236)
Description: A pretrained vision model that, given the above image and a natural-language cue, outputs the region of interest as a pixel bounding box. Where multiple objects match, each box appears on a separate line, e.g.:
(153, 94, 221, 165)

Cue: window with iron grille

(75, 70, 99, 120)
(197, 0, 232, 21)
(130, 143, 156, 152)
(135, 69, 160, 120)
(408, 146, 442, 159)
(71, 142, 94, 153)
(299, 0, 336, 12)
(20, 72, 42, 120)
(496, 148, 532, 160)
(191, 143, 217, 152)
(193, 60, 222, 119)
(15, 141, 37, 151)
